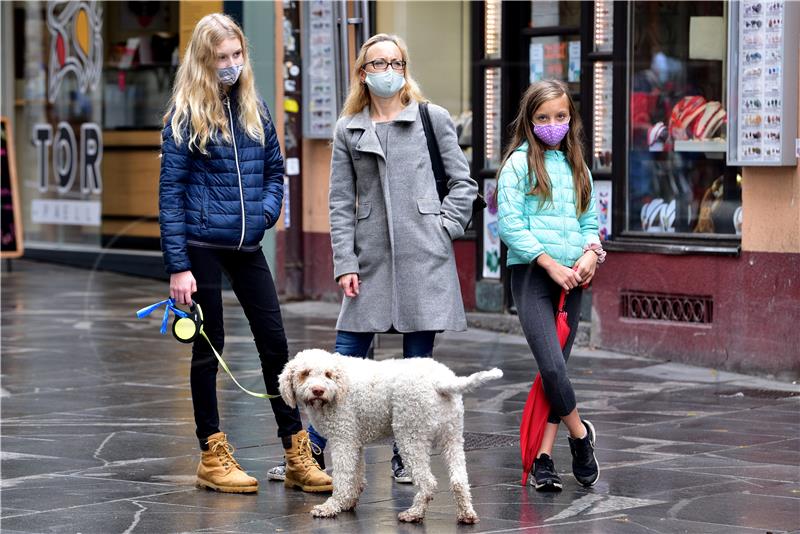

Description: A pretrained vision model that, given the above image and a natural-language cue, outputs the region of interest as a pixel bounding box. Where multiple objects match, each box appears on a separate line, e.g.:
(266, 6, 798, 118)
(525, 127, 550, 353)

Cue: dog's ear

(330, 363, 348, 402)
(278, 358, 298, 409)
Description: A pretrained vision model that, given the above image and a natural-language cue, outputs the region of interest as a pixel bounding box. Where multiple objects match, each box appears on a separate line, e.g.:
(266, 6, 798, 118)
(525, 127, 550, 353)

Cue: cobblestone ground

(2, 260, 799, 533)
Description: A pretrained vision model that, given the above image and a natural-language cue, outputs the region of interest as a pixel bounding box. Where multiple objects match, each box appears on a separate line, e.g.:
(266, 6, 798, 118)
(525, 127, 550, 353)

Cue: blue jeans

(307, 330, 437, 451)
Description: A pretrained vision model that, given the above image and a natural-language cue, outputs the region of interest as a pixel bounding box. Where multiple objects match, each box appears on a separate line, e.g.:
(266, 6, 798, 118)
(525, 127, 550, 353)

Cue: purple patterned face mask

(533, 122, 570, 147)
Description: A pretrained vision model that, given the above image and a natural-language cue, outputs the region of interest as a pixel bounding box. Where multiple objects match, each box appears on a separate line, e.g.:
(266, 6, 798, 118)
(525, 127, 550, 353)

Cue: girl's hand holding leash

(170, 270, 197, 305)
(537, 254, 582, 291)
(339, 273, 360, 298)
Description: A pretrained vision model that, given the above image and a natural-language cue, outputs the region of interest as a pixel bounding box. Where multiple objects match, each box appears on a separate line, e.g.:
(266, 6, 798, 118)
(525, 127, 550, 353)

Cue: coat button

(356, 145, 361, 149)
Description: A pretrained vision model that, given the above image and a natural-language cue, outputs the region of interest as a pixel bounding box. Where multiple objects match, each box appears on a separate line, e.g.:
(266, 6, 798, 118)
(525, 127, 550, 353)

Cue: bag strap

(419, 102, 449, 202)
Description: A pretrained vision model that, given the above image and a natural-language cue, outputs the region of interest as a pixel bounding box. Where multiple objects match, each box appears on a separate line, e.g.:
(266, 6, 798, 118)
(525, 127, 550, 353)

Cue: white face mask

(218, 64, 243, 86)
(364, 70, 406, 99)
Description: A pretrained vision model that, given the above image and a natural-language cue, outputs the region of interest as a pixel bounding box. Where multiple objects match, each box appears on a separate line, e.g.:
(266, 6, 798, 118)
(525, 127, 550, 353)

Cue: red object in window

(669, 96, 707, 140)
(520, 289, 570, 485)
(56, 34, 66, 66)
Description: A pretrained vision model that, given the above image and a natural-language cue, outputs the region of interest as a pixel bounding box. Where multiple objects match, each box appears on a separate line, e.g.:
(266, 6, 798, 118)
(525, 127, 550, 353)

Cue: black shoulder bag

(419, 102, 487, 224)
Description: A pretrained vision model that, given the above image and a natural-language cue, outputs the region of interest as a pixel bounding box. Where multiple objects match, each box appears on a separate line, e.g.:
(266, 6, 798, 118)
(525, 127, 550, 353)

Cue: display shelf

(674, 139, 727, 152)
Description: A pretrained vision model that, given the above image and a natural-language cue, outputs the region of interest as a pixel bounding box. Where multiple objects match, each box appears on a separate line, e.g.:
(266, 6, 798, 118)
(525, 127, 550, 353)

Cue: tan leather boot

(196, 432, 258, 493)
(284, 430, 333, 492)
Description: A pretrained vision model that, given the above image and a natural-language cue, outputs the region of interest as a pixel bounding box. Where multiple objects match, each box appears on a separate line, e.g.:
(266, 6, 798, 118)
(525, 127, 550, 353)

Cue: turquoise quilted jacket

(496, 143, 600, 268)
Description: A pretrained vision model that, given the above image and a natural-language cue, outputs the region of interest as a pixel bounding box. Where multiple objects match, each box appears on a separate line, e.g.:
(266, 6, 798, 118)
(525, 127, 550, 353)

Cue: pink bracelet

(583, 243, 606, 264)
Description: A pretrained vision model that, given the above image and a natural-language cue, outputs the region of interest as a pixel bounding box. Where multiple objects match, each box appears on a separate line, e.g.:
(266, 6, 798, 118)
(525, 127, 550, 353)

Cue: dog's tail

(435, 368, 503, 395)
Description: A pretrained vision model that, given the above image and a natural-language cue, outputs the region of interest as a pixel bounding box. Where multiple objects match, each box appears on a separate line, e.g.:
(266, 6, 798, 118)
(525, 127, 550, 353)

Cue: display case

(625, 1, 742, 238)
(727, 0, 799, 166)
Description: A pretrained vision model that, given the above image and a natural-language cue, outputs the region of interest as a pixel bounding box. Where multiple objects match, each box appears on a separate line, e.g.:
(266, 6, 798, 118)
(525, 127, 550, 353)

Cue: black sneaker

(567, 419, 599, 487)
(531, 453, 562, 492)
(391, 453, 412, 484)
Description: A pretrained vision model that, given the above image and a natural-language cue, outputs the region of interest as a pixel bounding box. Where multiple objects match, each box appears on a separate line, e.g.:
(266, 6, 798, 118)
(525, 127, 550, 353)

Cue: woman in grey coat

(304, 33, 477, 483)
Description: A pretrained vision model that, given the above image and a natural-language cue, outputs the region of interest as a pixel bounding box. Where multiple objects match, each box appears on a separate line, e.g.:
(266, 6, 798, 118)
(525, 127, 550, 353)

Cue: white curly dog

(278, 348, 503, 524)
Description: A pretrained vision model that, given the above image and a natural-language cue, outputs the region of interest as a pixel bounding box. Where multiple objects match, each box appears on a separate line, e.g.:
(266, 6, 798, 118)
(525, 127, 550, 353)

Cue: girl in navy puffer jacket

(159, 13, 331, 495)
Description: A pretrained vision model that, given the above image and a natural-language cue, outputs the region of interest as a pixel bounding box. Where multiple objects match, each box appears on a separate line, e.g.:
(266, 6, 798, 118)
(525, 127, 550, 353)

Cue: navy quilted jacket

(158, 85, 284, 274)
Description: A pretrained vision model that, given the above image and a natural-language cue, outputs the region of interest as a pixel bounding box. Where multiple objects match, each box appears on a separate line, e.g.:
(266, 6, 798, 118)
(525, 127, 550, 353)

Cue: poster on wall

(1, 117, 24, 258)
(302, 0, 338, 139)
(529, 43, 544, 83)
(482, 179, 500, 279)
(568, 41, 581, 82)
(737, 0, 784, 163)
(729, 0, 798, 165)
(594, 180, 612, 241)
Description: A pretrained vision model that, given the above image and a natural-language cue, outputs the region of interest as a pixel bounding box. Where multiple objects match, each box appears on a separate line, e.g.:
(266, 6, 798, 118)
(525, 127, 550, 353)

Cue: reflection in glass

(485, 0, 501, 58)
(484, 68, 501, 168)
(593, 0, 613, 52)
(593, 62, 612, 172)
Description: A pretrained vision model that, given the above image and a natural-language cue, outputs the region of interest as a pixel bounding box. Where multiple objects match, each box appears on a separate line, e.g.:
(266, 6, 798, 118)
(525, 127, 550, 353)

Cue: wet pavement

(2, 259, 799, 534)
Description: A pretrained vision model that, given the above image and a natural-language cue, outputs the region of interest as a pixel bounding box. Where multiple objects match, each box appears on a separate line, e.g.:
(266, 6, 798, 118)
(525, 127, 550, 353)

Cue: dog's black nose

(312, 387, 324, 397)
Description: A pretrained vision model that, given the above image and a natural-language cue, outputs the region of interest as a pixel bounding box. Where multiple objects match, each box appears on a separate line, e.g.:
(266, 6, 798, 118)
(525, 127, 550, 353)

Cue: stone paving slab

(2, 260, 799, 533)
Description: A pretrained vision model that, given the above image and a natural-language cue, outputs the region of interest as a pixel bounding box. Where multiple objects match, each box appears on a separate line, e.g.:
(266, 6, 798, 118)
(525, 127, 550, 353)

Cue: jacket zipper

(226, 96, 246, 250)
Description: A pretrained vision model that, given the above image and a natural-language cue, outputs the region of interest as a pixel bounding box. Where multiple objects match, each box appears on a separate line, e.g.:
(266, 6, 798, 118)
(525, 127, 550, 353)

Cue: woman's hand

(170, 271, 197, 305)
(572, 251, 598, 287)
(338, 273, 360, 298)
(537, 254, 582, 291)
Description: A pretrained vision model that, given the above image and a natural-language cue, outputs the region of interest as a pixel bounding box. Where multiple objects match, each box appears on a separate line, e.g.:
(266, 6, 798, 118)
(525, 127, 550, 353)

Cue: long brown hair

(497, 80, 592, 215)
(164, 13, 266, 154)
(341, 33, 426, 117)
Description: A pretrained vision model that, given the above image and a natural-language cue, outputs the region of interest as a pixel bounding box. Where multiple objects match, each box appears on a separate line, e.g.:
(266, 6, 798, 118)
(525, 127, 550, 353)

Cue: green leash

(197, 330, 279, 399)
(137, 298, 280, 399)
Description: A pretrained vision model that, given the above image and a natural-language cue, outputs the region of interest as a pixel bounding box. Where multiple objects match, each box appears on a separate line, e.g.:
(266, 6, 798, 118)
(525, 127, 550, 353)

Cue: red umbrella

(520, 288, 570, 485)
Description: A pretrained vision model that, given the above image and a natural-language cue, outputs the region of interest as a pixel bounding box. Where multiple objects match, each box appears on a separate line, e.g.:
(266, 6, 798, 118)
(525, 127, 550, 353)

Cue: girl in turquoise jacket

(497, 80, 605, 491)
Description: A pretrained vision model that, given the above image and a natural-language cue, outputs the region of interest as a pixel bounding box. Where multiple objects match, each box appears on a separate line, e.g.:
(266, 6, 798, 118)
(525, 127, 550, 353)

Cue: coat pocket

(356, 201, 371, 220)
(200, 188, 209, 229)
(416, 198, 441, 215)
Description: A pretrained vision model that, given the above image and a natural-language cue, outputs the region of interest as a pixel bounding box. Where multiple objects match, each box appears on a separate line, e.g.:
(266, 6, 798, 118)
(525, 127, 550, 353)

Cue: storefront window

(13, 1, 179, 253)
(628, 2, 742, 237)
(103, 2, 178, 130)
(15, 1, 104, 248)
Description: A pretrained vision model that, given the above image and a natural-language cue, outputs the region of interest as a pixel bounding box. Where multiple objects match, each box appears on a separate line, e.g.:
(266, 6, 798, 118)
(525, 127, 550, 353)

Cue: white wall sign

(729, 0, 799, 166)
(31, 199, 100, 226)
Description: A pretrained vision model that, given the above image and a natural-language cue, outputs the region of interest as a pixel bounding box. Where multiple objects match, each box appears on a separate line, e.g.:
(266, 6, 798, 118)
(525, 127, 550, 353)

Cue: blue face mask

(218, 64, 243, 86)
(364, 70, 406, 99)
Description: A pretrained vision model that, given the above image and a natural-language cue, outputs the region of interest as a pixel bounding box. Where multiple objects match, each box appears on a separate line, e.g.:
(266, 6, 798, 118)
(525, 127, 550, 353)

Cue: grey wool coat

(329, 101, 478, 333)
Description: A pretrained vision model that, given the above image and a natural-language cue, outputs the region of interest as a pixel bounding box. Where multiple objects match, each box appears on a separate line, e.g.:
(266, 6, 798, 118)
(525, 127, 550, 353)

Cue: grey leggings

(510, 264, 583, 424)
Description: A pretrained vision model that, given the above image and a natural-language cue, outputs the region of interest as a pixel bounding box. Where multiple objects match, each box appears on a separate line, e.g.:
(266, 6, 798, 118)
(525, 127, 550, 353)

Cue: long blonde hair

(341, 33, 426, 117)
(497, 80, 592, 216)
(164, 13, 265, 154)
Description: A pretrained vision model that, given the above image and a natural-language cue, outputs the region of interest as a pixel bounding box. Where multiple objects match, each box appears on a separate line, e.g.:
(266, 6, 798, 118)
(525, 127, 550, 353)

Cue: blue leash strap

(136, 297, 187, 334)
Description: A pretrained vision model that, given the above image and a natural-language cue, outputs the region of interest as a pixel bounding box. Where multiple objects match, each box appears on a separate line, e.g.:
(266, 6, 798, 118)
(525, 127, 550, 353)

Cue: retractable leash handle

(136, 298, 279, 399)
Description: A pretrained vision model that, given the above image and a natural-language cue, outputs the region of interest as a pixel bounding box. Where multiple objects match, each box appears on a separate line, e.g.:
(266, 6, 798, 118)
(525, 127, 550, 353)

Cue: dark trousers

(510, 264, 583, 424)
(188, 245, 302, 450)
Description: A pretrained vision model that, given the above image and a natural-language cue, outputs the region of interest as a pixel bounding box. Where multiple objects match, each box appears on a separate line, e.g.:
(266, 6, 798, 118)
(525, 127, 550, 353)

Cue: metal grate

(373, 432, 518, 451)
(620, 290, 713, 324)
